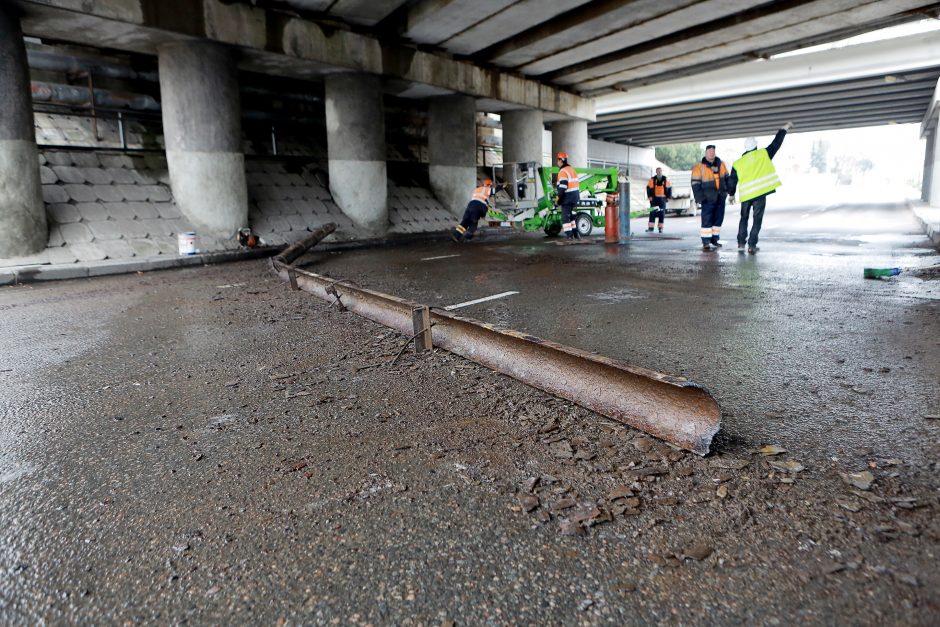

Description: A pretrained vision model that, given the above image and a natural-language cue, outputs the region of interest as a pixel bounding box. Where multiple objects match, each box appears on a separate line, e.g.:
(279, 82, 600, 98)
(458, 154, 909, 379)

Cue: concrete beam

(18, 0, 594, 120)
(561, 0, 936, 93)
(0, 3, 47, 258)
(404, 0, 514, 46)
(596, 108, 928, 145)
(443, 0, 590, 56)
(158, 40, 248, 237)
(428, 94, 477, 217)
(596, 30, 940, 115)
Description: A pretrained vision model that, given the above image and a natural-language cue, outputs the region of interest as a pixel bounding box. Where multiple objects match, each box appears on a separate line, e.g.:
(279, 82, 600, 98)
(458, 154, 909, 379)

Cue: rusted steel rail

(270, 232, 720, 454)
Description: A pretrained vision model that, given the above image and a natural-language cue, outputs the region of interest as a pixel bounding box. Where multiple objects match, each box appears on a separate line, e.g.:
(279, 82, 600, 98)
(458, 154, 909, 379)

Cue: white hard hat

(744, 137, 758, 151)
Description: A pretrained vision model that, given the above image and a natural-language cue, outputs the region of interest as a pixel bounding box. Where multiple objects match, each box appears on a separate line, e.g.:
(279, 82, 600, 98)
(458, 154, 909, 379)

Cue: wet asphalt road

(309, 202, 940, 464)
(0, 201, 938, 624)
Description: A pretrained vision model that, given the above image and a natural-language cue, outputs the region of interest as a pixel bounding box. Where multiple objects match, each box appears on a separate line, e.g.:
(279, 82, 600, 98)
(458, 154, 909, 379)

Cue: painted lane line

(421, 254, 461, 261)
(444, 291, 519, 311)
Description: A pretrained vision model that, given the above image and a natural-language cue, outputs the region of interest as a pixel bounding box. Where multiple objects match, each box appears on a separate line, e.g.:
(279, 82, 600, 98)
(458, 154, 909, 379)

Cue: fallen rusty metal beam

(271, 256, 721, 455)
(274, 223, 337, 266)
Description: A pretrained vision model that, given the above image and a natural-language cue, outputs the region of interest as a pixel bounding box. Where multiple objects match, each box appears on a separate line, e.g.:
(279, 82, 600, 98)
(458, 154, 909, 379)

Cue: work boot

(702, 243, 712, 251)
(658, 226, 663, 233)
(748, 246, 759, 254)
(646, 227, 654, 233)
(711, 240, 723, 248)
(450, 229, 462, 242)
(738, 243, 745, 251)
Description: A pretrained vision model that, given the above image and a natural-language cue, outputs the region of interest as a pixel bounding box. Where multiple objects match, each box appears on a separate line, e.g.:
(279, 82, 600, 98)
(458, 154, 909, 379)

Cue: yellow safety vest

(733, 149, 781, 202)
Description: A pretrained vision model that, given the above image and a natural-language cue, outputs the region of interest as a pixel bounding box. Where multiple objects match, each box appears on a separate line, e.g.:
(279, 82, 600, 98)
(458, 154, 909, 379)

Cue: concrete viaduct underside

(3, 0, 940, 262)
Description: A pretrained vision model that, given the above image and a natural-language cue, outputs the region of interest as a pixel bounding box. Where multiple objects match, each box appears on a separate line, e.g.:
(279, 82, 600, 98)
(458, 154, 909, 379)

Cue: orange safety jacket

(647, 175, 672, 199)
(691, 158, 729, 204)
(470, 184, 492, 205)
(557, 165, 580, 203)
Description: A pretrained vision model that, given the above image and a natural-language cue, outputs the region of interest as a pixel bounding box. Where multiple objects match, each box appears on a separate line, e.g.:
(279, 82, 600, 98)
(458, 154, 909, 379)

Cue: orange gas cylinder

(605, 195, 619, 243)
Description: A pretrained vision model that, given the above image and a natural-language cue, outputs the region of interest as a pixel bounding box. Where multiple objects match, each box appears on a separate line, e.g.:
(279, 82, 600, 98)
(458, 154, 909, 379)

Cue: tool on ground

(270, 224, 721, 455)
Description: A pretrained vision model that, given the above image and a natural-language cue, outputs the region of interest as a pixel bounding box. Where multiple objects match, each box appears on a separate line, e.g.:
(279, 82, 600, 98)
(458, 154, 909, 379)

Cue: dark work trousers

(561, 202, 579, 238)
(700, 197, 726, 245)
(648, 197, 666, 226)
(737, 194, 767, 248)
(454, 200, 487, 240)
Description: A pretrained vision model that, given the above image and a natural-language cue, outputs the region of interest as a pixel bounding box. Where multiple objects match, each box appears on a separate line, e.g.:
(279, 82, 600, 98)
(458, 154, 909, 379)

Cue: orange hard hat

(556, 151, 568, 160)
(482, 179, 493, 186)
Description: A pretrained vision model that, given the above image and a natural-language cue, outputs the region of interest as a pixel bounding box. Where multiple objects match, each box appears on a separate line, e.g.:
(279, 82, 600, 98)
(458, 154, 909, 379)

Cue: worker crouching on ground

(646, 167, 672, 233)
(556, 152, 581, 239)
(451, 179, 495, 242)
(691, 145, 731, 251)
(727, 121, 792, 254)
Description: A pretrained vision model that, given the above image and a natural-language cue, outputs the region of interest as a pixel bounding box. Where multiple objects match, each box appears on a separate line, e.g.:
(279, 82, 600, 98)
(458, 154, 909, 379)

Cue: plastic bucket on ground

(178, 232, 197, 255)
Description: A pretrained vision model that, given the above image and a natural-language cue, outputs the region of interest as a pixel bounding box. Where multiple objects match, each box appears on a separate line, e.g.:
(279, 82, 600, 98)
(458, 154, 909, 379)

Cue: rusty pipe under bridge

(271, 229, 721, 455)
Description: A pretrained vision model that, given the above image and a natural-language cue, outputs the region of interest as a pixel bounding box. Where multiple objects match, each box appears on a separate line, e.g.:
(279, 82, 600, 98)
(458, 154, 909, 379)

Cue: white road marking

(216, 282, 247, 289)
(444, 291, 519, 311)
(420, 254, 461, 261)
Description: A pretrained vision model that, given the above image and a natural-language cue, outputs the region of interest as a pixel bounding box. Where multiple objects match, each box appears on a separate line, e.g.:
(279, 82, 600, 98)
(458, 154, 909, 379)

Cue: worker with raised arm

(556, 151, 581, 239)
(451, 179, 495, 242)
(728, 121, 793, 254)
(691, 144, 730, 251)
(646, 167, 672, 233)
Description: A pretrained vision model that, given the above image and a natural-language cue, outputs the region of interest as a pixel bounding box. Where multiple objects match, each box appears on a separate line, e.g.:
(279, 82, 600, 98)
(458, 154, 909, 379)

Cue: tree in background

(810, 139, 829, 173)
(655, 143, 701, 170)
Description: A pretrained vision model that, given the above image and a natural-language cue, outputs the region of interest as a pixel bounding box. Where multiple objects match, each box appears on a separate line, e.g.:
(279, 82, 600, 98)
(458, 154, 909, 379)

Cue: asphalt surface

(0, 200, 938, 624)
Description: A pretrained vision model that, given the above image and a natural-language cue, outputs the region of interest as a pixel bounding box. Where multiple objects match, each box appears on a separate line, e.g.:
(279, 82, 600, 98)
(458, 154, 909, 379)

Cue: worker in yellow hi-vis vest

(728, 121, 793, 254)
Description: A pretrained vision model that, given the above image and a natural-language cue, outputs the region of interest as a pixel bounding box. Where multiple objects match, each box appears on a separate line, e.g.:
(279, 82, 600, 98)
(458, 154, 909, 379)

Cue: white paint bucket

(177, 232, 197, 255)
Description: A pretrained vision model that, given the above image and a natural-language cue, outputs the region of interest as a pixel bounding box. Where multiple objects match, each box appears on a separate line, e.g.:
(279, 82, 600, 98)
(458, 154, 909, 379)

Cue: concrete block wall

(246, 159, 357, 244)
(0, 149, 206, 269)
(388, 182, 454, 234)
(0, 150, 454, 269)
(245, 158, 454, 241)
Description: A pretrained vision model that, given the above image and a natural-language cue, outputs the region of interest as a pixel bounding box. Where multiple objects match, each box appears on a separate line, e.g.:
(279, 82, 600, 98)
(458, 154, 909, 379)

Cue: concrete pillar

(925, 126, 940, 207)
(428, 95, 476, 217)
(552, 119, 588, 168)
(0, 4, 47, 258)
(325, 73, 388, 235)
(158, 41, 247, 237)
(501, 109, 543, 164)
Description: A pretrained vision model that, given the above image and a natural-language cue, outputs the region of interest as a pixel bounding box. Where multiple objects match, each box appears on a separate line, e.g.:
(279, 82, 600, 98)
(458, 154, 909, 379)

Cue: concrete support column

(428, 95, 476, 217)
(501, 109, 543, 164)
(158, 41, 247, 237)
(325, 73, 388, 235)
(552, 120, 588, 168)
(0, 4, 47, 257)
(925, 126, 939, 206)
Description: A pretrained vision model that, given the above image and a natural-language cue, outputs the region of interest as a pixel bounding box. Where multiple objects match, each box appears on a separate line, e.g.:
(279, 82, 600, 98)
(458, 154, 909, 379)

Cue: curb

(0, 229, 472, 286)
(908, 200, 940, 250)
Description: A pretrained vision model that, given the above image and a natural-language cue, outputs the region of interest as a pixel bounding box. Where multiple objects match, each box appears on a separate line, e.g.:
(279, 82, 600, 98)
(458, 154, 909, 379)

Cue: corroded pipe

(271, 257, 721, 455)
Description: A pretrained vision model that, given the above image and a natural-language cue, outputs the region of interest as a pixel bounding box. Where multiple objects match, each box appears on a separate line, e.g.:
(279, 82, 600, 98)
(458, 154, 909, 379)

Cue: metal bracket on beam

(412, 306, 432, 354)
(287, 267, 299, 290)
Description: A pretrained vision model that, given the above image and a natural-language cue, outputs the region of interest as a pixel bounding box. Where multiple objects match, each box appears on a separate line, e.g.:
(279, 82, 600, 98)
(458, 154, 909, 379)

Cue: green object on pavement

(863, 267, 901, 279)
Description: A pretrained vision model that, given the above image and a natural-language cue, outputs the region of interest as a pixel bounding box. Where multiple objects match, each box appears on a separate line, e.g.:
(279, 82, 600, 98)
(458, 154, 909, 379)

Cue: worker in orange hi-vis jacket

(451, 179, 495, 242)
(556, 152, 581, 239)
(691, 145, 731, 251)
(646, 167, 672, 233)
